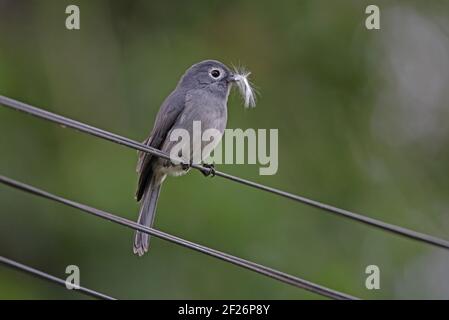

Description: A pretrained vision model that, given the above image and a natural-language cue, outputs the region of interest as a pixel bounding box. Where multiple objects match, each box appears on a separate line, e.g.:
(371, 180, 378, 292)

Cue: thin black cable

(0, 175, 357, 300)
(1, 95, 449, 250)
(0, 255, 115, 300)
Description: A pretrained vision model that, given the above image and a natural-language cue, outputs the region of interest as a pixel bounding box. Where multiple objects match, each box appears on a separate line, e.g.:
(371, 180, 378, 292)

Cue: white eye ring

(209, 68, 222, 79)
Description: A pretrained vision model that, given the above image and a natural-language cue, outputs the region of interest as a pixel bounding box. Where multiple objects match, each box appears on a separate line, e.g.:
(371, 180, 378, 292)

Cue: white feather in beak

(232, 68, 256, 108)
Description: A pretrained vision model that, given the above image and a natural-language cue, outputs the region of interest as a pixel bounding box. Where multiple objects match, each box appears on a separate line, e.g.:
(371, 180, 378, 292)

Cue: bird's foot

(201, 163, 216, 177)
(181, 161, 192, 172)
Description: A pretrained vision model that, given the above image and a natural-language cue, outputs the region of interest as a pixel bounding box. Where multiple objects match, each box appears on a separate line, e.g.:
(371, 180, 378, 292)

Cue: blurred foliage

(1, 0, 449, 299)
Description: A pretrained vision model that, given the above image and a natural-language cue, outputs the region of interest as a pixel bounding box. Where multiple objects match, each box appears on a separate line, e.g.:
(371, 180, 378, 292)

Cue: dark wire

(0, 255, 115, 300)
(0, 175, 357, 300)
(1, 94, 449, 250)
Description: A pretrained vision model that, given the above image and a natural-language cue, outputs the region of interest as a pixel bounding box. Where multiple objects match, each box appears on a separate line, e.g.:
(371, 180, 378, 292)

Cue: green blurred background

(1, 0, 449, 299)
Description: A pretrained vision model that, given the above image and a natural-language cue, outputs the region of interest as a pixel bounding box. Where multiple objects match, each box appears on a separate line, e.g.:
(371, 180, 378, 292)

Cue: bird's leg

(181, 160, 192, 172)
(201, 162, 216, 177)
(163, 159, 191, 172)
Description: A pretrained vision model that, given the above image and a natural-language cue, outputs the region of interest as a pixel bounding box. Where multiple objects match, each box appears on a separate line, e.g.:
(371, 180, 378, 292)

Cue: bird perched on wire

(134, 59, 256, 256)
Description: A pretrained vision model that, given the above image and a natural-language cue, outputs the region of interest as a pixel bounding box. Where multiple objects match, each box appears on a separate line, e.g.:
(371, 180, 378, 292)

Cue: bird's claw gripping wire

(201, 163, 216, 177)
(181, 161, 192, 172)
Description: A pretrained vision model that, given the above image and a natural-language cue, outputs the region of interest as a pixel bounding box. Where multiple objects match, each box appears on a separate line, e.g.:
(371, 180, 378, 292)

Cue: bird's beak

(227, 74, 238, 83)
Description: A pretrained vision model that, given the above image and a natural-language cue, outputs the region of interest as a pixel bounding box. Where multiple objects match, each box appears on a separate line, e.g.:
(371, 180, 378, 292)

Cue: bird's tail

(133, 175, 162, 256)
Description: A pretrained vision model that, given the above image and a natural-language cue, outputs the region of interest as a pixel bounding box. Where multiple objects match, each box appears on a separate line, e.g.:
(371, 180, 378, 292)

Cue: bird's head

(178, 59, 256, 108)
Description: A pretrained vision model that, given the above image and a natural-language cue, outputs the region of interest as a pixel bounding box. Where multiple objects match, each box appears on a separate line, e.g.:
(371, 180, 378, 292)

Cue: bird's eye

(210, 69, 221, 78)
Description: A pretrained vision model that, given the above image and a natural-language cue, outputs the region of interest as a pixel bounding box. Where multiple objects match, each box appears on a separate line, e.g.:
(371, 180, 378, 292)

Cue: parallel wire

(1, 94, 449, 250)
(0, 175, 357, 300)
(0, 255, 115, 300)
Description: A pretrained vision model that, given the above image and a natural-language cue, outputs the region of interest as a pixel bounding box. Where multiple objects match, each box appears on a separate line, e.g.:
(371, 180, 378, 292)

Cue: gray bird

(134, 59, 255, 256)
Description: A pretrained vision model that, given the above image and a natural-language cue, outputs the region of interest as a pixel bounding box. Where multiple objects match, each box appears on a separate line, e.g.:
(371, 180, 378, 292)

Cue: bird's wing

(136, 90, 185, 200)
